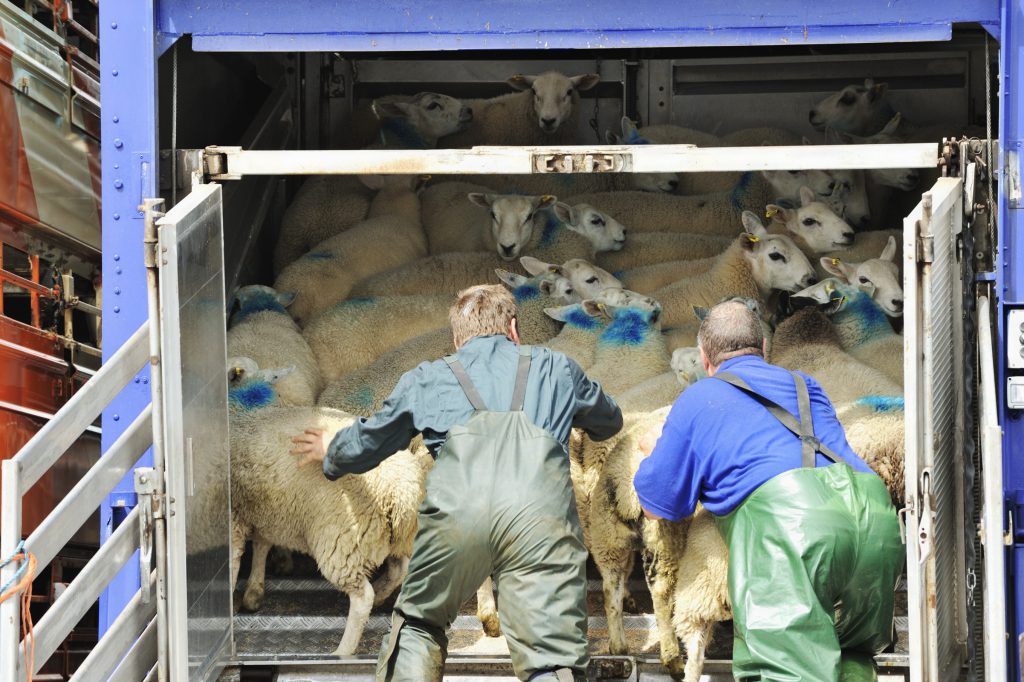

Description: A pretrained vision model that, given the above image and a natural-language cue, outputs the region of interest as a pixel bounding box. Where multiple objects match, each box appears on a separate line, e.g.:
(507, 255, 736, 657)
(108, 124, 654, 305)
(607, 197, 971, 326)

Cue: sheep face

(560, 259, 623, 300)
(468, 193, 555, 261)
(593, 287, 659, 310)
(830, 116, 919, 191)
(826, 169, 871, 229)
(767, 186, 855, 253)
(809, 78, 890, 134)
(670, 347, 706, 386)
(820, 235, 903, 316)
(495, 268, 578, 304)
(507, 71, 599, 134)
(554, 202, 627, 252)
(762, 168, 835, 200)
(373, 92, 473, 142)
(739, 213, 817, 294)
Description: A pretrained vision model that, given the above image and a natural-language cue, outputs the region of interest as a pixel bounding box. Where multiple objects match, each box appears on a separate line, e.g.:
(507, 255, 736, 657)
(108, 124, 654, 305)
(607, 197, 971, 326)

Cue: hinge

(204, 145, 239, 180)
(918, 234, 935, 264)
(141, 199, 166, 269)
(134, 467, 164, 604)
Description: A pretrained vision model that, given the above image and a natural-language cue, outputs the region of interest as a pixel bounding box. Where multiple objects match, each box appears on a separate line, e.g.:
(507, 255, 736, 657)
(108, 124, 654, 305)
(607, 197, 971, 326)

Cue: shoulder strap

(445, 355, 488, 411)
(714, 371, 841, 467)
(509, 345, 533, 412)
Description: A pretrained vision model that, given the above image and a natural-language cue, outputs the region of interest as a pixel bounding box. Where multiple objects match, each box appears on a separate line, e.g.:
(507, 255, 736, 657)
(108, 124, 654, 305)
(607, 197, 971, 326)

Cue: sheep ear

(372, 99, 412, 120)
(571, 74, 600, 91)
(691, 305, 710, 321)
(605, 130, 622, 144)
(620, 116, 639, 138)
(494, 268, 527, 288)
(765, 204, 788, 224)
(520, 256, 553, 276)
(799, 186, 816, 207)
(741, 210, 767, 233)
(359, 175, 386, 191)
(535, 194, 557, 211)
(255, 364, 296, 385)
(868, 81, 888, 102)
(276, 291, 297, 308)
(539, 279, 556, 295)
(467, 192, 492, 209)
(880, 235, 898, 262)
(820, 256, 854, 281)
(881, 113, 902, 135)
(506, 74, 535, 91)
(553, 201, 576, 226)
(863, 77, 875, 89)
(581, 299, 604, 316)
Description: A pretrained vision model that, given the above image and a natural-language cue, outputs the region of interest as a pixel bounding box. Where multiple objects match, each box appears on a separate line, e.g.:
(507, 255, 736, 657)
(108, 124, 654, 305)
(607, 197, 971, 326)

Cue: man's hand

(290, 428, 333, 469)
(638, 423, 664, 458)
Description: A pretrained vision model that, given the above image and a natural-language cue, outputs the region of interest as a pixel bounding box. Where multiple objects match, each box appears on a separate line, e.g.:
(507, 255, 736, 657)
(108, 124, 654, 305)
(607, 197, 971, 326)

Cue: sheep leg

(476, 577, 502, 637)
(681, 621, 714, 682)
(600, 552, 632, 656)
(642, 549, 684, 679)
(332, 578, 375, 657)
(229, 519, 250, 596)
(371, 556, 410, 607)
(241, 535, 272, 612)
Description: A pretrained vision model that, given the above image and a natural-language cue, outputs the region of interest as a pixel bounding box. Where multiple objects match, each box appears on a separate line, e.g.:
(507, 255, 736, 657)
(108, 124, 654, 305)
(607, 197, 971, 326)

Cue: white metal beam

(206, 142, 938, 180)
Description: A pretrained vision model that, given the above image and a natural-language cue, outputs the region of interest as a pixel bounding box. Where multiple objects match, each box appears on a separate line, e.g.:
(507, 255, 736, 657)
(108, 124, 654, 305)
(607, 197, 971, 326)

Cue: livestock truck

(0, 1, 1020, 681)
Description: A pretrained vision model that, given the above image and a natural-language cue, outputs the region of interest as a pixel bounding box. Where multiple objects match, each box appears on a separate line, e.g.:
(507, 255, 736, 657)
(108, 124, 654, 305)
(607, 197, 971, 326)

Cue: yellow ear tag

(765, 207, 778, 219)
(831, 257, 841, 266)
(231, 367, 243, 379)
(541, 195, 555, 202)
(420, 174, 432, 182)
(745, 233, 760, 243)
(825, 283, 835, 295)
(597, 302, 606, 312)
(547, 265, 560, 274)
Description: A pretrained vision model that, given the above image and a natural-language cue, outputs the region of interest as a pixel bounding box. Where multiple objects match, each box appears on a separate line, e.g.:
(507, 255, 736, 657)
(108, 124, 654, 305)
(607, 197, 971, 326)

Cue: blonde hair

(449, 284, 518, 348)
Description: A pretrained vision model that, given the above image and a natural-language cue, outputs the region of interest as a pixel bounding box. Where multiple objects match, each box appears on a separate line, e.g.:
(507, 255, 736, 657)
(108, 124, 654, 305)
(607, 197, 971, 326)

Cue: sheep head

(553, 201, 627, 252)
(507, 71, 599, 134)
(809, 78, 892, 135)
(372, 92, 473, 145)
(739, 211, 817, 295)
(766, 186, 855, 253)
(468, 192, 555, 261)
(828, 115, 919, 191)
(524, 257, 622, 300)
(820, 236, 902, 317)
(495, 268, 577, 304)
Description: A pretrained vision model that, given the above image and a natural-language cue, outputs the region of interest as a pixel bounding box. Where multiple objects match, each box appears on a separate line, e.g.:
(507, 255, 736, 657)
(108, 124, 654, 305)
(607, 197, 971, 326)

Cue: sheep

(766, 186, 856, 254)
(584, 302, 671, 397)
(809, 78, 895, 136)
(304, 295, 455, 385)
(514, 202, 629, 266)
(819, 234, 903, 317)
(615, 371, 685, 412)
(671, 347, 706, 386)
(521, 256, 622, 300)
(228, 369, 431, 656)
(542, 289, 659, 369)
(768, 306, 900, 403)
(653, 217, 816, 329)
(273, 94, 469, 275)
(595, 232, 732, 272)
(346, 91, 474, 150)
(273, 175, 428, 327)
(816, 229, 902, 282)
(791, 278, 904, 387)
(836, 396, 906, 504)
(619, 255, 723, 294)
(227, 285, 322, 406)
(351, 252, 521, 298)
(442, 71, 600, 148)
(826, 114, 921, 192)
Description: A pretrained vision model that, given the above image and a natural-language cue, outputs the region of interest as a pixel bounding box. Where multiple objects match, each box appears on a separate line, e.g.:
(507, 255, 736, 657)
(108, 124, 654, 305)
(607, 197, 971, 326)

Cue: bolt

(113, 213, 120, 220)
(114, 287, 121, 294)
(112, 69, 118, 76)
(113, 254, 120, 261)
(113, 163, 119, 170)
(114, 138, 123, 149)
(112, 414, 120, 421)
(113, 305, 121, 313)
(113, 179, 123, 189)
(115, 267, 122, 274)
(134, 377, 140, 384)
(140, 475, 147, 483)
(111, 22, 118, 29)
(142, 377, 149, 385)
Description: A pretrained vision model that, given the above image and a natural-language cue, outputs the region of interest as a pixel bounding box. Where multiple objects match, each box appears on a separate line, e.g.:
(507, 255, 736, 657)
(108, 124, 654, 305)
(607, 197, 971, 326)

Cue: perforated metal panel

(904, 176, 968, 682)
(157, 183, 233, 682)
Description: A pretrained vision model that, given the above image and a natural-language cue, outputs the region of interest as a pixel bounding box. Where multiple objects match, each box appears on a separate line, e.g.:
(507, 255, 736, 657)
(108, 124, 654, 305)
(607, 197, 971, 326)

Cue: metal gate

(904, 176, 969, 681)
(155, 183, 233, 681)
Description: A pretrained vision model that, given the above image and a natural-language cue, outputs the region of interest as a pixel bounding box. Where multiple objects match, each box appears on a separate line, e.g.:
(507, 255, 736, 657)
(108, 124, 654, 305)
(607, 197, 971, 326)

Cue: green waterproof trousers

(716, 464, 904, 682)
(375, 349, 589, 682)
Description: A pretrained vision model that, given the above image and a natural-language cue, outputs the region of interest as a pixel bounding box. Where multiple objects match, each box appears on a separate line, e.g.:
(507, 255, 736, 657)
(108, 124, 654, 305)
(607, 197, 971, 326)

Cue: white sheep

(584, 302, 671, 397)
(442, 71, 600, 148)
(228, 370, 430, 656)
(809, 78, 895, 136)
(653, 217, 816, 329)
(619, 256, 721, 294)
(836, 396, 907, 504)
(766, 186, 856, 254)
(227, 285, 322, 406)
(816, 229, 902, 282)
(517, 201, 629, 265)
(346, 91, 474, 150)
(615, 371, 684, 411)
(670, 347, 706, 386)
(595, 232, 732, 273)
(273, 175, 428, 327)
(351, 252, 523, 298)
(542, 289, 659, 369)
(819, 235, 903, 317)
(521, 256, 622, 300)
(273, 94, 469, 275)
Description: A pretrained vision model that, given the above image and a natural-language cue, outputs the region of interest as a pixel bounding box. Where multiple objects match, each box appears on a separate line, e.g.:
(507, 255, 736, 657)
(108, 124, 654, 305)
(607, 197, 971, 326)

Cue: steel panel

(904, 176, 966, 681)
(157, 183, 232, 682)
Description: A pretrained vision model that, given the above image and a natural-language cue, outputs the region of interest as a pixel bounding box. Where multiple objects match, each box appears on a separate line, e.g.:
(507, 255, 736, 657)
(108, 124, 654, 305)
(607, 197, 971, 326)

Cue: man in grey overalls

(291, 284, 623, 681)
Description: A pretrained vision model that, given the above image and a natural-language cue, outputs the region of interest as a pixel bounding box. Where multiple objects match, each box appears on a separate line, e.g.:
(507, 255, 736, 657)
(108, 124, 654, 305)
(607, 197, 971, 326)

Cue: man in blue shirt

(634, 301, 902, 682)
(291, 284, 622, 682)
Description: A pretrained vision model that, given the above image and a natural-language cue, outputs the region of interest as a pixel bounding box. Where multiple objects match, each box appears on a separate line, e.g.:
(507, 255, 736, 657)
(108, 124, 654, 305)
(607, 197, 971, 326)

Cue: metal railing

(0, 320, 153, 681)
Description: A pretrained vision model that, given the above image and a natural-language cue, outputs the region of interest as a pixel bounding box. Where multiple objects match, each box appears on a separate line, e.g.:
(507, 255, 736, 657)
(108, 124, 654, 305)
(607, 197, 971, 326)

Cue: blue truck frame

(97, 0, 1023, 676)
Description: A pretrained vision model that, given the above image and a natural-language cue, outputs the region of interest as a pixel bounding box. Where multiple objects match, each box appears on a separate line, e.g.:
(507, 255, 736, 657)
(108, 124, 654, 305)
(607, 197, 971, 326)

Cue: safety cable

(0, 540, 37, 682)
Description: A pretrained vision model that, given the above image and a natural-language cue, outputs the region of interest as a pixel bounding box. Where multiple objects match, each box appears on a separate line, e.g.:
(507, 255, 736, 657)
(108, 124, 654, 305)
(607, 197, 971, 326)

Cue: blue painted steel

(98, 0, 161, 634)
(155, 0, 999, 52)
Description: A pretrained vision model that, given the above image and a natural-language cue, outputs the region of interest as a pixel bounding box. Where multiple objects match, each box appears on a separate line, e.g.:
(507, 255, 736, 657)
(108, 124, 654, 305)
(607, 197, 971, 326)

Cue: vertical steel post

(0, 460, 23, 682)
(98, 0, 160, 633)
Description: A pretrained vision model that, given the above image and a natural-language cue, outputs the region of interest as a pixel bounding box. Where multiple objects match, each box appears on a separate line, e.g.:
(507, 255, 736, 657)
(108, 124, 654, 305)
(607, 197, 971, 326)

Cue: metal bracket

(918, 235, 935, 264)
(134, 467, 163, 604)
(203, 146, 236, 180)
(918, 468, 936, 565)
(140, 199, 166, 270)
(533, 152, 630, 174)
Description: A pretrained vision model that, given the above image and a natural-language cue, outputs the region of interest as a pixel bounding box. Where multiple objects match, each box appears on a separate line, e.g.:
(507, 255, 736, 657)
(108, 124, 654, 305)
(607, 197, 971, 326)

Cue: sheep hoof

(609, 641, 629, 656)
(661, 655, 686, 681)
(479, 612, 502, 638)
(267, 547, 295, 575)
(241, 587, 265, 612)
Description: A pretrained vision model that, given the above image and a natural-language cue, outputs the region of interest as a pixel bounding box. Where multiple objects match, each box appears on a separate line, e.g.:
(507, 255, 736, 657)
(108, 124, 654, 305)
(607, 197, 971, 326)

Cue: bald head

(696, 301, 765, 369)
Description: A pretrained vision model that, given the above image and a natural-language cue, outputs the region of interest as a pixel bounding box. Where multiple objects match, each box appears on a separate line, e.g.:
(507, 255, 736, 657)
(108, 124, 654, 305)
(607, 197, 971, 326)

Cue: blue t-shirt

(633, 355, 874, 520)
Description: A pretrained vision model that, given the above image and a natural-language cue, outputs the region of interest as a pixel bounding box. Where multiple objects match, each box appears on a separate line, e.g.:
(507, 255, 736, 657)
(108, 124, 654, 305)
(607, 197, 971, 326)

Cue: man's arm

(633, 404, 703, 522)
(322, 367, 425, 480)
(567, 359, 623, 441)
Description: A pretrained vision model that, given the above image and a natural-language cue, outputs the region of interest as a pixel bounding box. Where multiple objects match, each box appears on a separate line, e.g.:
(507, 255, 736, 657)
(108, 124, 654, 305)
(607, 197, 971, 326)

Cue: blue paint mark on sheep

(843, 290, 888, 332)
(229, 382, 276, 410)
(612, 270, 626, 279)
(855, 395, 905, 413)
(350, 386, 375, 409)
(729, 171, 754, 211)
(380, 117, 430, 149)
(303, 251, 334, 261)
(600, 309, 650, 346)
(231, 289, 289, 325)
(513, 283, 540, 302)
(623, 129, 651, 145)
(540, 211, 562, 247)
(565, 307, 599, 330)
(344, 296, 377, 306)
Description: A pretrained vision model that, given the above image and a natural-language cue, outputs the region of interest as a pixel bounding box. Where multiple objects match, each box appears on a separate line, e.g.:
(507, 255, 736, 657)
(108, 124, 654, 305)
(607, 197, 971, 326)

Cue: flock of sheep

(223, 70, 929, 680)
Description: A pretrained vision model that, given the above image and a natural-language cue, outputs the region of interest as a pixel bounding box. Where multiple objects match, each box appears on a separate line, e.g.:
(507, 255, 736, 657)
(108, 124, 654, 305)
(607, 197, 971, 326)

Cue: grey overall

(375, 345, 590, 682)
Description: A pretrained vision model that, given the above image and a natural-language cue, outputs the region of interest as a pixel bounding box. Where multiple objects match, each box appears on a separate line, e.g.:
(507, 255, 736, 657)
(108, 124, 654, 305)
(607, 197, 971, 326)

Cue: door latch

(134, 467, 164, 604)
(533, 152, 629, 174)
